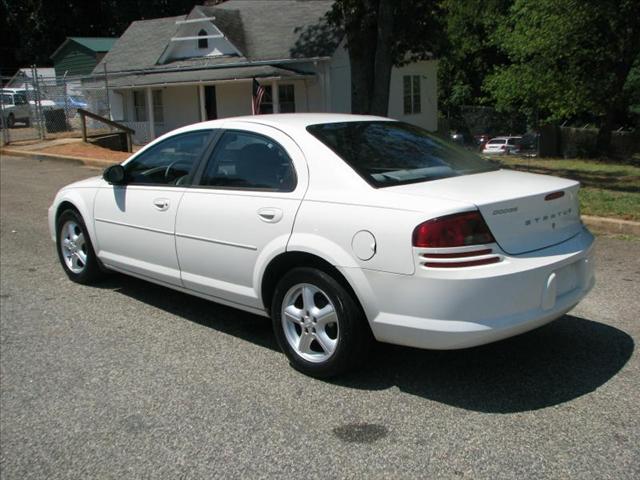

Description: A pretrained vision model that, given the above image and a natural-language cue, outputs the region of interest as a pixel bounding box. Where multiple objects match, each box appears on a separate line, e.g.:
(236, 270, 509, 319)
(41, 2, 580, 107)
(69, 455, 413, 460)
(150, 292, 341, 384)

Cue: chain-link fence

(1, 68, 116, 146)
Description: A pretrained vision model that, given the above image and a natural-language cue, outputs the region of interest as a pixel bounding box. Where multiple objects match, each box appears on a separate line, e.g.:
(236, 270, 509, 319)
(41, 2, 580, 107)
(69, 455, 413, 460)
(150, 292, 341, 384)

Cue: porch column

(271, 79, 280, 113)
(198, 84, 206, 121)
(146, 87, 155, 140)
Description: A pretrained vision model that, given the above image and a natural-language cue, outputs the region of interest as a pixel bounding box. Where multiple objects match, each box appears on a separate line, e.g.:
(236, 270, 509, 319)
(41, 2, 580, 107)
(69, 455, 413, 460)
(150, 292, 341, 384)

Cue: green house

(50, 37, 117, 77)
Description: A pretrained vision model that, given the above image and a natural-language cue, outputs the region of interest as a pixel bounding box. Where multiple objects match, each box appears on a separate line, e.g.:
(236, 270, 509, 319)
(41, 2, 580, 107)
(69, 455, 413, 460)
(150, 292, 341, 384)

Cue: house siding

(53, 43, 98, 77)
(388, 60, 438, 131)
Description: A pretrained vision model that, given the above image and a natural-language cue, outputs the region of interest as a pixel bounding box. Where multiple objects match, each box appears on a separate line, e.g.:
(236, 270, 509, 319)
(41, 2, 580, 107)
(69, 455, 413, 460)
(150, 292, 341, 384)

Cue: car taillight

(412, 211, 495, 248)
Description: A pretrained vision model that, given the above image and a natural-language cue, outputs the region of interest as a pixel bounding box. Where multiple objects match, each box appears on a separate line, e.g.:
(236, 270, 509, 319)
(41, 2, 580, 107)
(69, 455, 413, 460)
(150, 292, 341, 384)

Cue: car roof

(175, 113, 395, 133)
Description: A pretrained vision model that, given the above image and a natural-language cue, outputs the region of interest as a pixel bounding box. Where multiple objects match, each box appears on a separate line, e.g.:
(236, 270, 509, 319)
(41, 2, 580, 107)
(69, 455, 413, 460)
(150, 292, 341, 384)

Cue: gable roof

(95, 15, 186, 72)
(93, 0, 339, 75)
(199, 0, 337, 60)
(51, 37, 117, 60)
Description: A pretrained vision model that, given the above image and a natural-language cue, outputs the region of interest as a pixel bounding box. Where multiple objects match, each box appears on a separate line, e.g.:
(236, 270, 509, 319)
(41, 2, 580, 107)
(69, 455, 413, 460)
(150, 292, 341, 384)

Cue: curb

(2, 146, 639, 238)
(582, 215, 640, 237)
(0, 147, 116, 168)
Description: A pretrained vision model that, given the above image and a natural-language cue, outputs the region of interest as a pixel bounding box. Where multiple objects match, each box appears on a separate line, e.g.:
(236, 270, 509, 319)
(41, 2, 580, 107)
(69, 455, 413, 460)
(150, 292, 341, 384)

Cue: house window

(133, 90, 164, 122)
(403, 75, 421, 115)
(198, 29, 208, 49)
(279, 85, 295, 113)
(153, 90, 164, 123)
(258, 85, 295, 114)
(133, 91, 146, 122)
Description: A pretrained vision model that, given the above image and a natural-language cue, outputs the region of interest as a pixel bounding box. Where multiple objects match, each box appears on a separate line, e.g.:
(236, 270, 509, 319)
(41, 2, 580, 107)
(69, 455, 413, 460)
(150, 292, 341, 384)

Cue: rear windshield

(307, 121, 498, 188)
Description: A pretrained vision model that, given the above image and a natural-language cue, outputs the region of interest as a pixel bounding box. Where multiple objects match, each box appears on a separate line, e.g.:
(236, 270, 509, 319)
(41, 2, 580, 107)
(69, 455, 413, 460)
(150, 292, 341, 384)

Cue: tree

(485, 0, 640, 154)
(326, 0, 444, 116)
(437, 0, 512, 116)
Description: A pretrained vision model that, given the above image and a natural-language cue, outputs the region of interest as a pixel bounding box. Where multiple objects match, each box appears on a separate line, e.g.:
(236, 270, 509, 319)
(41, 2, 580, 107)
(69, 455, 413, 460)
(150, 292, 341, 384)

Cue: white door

(176, 122, 308, 308)
(94, 129, 214, 286)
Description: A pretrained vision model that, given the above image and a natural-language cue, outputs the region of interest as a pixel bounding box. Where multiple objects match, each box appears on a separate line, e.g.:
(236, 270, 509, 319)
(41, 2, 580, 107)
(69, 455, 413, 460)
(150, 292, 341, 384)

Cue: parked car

(2, 87, 56, 113)
(48, 114, 595, 377)
(55, 96, 88, 111)
(482, 136, 522, 155)
(0, 89, 31, 127)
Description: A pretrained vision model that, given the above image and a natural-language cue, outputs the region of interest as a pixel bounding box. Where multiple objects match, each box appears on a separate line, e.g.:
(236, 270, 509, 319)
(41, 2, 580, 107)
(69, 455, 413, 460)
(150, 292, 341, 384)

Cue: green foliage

(327, 0, 444, 66)
(437, 0, 512, 113)
(485, 0, 640, 127)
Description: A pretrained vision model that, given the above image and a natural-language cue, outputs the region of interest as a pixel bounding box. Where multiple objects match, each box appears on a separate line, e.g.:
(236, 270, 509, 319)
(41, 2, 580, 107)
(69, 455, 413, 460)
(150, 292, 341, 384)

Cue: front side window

(14, 93, 27, 105)
(1, 94, 13, 105)
(307, 121, 497, 188)
(200, 130, 296, 191)
(403, 75, 421, 115)
(124, 130, 213, 185)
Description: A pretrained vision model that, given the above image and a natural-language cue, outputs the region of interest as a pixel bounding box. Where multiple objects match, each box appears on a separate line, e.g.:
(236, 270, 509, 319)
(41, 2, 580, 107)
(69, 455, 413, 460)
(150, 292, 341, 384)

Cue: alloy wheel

(281, 283, 339, 363)
(60, 220, 87, 273)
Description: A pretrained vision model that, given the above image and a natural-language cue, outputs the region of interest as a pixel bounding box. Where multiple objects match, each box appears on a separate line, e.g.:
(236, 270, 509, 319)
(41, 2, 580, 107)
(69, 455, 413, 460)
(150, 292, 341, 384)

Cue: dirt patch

(39, 142, 132, 162)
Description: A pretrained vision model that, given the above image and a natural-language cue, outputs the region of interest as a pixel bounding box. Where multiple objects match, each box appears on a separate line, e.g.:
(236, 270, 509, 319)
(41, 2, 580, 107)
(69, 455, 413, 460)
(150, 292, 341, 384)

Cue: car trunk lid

(388, 169, 582, 255)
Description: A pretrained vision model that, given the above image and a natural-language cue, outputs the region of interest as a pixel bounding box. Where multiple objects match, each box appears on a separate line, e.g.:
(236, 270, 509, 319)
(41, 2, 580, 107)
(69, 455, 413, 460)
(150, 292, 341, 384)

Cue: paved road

(1, 154, 638, 479)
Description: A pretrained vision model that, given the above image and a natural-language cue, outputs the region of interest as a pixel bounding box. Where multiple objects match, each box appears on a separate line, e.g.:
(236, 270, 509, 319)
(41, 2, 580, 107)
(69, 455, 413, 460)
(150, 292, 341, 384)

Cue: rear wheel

(272, 267, 372, 378)
(56, 209, 104, 284)
(7, 114, 15, 128)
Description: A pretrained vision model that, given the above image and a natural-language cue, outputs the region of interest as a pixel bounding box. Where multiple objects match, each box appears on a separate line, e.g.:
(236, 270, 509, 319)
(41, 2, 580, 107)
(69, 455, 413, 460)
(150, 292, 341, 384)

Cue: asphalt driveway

(1, 154, 638, 479)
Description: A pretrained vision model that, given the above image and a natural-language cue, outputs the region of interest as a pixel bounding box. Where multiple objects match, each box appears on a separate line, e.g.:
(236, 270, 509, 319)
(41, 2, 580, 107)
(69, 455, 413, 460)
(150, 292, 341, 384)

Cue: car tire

(7, 114, 15, 128)
(56, 209, 105, 285)
(272, 267, 372, 378)
(24, 117, 30, 127)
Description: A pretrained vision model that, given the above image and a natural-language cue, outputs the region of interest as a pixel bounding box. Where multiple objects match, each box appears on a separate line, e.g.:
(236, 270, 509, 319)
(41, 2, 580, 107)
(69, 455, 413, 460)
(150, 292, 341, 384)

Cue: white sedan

(48, 114, 595, 377)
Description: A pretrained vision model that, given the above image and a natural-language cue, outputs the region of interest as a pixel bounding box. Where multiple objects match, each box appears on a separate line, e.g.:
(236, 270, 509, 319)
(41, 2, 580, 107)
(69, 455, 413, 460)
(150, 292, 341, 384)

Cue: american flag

(252, 79, 265, 115)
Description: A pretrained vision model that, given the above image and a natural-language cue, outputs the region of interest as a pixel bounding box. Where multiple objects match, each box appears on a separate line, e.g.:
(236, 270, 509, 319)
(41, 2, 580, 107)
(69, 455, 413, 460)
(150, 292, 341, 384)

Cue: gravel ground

(1, 154, 638, 479)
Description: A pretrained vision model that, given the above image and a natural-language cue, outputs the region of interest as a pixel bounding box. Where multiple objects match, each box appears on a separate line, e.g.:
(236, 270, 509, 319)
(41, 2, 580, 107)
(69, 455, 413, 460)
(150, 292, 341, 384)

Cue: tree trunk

(349, 49, 375, 114)
(345, 0, 378, 114)
(369, 0, 394, 115)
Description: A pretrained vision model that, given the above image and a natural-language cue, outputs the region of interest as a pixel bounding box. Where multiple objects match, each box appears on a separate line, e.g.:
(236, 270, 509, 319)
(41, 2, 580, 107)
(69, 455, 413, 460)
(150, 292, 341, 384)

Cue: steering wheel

(164, 160, 182, 182)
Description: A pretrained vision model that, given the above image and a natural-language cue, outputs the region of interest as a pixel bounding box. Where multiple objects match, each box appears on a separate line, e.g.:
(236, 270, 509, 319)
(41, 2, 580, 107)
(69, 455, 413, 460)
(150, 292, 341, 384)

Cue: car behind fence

(1, 70, 115, 146)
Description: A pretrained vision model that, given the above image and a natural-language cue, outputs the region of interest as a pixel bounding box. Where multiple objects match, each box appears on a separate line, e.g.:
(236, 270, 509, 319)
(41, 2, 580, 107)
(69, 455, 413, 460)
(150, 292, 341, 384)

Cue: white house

(86, 0, 437, 144)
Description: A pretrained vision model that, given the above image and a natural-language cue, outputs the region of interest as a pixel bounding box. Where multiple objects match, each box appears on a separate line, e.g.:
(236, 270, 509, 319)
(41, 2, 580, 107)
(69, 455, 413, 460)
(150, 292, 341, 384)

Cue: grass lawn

(493, 156, 640, 221)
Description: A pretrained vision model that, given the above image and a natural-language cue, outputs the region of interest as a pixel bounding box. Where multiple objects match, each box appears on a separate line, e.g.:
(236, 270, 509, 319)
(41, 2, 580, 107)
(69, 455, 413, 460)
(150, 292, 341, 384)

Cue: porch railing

(77, 108, 135, 152)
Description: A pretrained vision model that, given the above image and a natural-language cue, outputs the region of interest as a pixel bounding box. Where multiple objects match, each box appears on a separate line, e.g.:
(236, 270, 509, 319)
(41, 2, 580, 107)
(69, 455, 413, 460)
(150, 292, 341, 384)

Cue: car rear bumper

(352, 227, 595, 350)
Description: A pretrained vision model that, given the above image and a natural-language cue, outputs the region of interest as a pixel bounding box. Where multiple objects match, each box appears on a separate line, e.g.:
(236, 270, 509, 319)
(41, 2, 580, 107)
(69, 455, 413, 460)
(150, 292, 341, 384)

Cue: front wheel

(56, 209, 105, 284)
(272, 267, 372, 378)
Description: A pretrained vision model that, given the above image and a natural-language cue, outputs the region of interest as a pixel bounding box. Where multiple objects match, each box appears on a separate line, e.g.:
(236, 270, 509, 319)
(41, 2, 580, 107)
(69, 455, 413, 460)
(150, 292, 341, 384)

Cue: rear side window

(488, 139, 505, 145)
(200, 130, 296, 191)
(307, 121, 497, 188)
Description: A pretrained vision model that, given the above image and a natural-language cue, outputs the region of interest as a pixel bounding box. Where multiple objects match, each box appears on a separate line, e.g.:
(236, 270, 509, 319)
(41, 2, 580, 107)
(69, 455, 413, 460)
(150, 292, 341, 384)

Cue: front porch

(106, 68, 322, 144)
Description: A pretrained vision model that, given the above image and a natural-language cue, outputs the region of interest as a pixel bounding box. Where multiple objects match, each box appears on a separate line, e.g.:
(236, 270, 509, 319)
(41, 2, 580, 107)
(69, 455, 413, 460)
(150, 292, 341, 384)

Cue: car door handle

(153, 198, 170, 211)
(258, 207, 283, 223)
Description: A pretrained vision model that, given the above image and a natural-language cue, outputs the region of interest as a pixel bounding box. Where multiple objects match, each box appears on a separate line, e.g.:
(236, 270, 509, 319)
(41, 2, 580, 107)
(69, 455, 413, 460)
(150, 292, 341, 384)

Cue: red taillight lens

(412, 211, 495, 248)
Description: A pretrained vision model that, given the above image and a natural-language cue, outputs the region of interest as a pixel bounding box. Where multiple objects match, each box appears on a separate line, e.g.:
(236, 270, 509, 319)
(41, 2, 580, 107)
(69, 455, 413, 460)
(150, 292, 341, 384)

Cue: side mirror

(103, 164, 126, 185)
